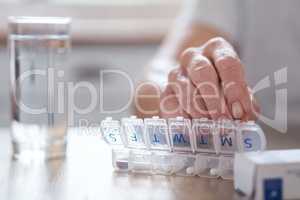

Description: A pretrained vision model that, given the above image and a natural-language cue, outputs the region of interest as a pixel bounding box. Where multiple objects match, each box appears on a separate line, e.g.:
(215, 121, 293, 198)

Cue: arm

(156, 21, 229, 63)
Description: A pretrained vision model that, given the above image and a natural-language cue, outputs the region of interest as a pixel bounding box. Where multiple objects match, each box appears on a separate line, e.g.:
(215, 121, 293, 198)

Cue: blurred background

(0, 0, 181, 127)
(0, 1, 300, 151)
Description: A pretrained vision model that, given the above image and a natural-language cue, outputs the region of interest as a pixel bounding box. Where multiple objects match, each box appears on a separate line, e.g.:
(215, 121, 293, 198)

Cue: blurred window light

(0, 0, 180, 5)
(0, 0, 181, 43)
(51, 0, 178, 6)
(0, 0, 19, 2)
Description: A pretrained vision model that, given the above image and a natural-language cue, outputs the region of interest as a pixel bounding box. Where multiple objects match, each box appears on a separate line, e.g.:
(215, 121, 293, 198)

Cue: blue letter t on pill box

(192, 118, 216, 153)
(144, 116, 170, 151)
(122, 116, 147, 149)
(168, 117, 193, 152)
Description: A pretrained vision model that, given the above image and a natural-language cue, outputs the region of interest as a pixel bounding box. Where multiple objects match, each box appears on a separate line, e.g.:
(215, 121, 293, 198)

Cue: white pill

(186, 167, 194, 175)
(210, 168, 219, 176)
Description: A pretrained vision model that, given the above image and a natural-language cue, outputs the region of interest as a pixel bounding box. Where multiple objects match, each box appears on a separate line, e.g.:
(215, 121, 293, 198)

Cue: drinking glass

(8, 16, 71, 160)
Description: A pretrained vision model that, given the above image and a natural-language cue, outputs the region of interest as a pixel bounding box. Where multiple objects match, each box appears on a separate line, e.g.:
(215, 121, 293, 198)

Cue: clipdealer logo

(252, 67, 287, 133)
(13, 66, 288, 133)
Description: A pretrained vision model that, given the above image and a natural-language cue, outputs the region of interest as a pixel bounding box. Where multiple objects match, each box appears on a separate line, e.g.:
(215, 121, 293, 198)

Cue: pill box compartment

(193, 153, 220, 179)
(151, 151, 174, 175)
(128, 149, 152, 174)
(218, 155, 234, 180)
(112, 148, 129, 172)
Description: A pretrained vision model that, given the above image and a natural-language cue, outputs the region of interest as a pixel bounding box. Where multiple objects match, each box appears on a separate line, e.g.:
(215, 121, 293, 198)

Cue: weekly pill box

(101, 116, 266, 179)
(234, 149, 300, 200)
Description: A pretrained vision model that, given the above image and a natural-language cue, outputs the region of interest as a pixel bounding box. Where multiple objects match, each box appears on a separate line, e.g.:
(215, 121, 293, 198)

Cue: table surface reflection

(0, 128, 247, 200)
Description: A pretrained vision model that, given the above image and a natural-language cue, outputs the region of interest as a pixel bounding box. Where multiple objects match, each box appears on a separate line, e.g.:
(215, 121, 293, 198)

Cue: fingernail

(232, 101, 244, 119)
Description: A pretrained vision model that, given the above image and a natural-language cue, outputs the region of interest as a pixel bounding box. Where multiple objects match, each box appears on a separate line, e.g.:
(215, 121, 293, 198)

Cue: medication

(168, 117, 193, 152)
(192, 153, 220, 178)
(112, 148, 129, 172)
(101, 116, 267, 180)
(218, 155, 234, 180)
(215, 119, 237, 155)
(192, 118, 216, 153)
(121, 116, 146, 149)
(101, 117, 123, 146)
(234, 150, 300, 200)
(144, 116, 170, 151)
(128, 150, 152, 173)
(171, 154, 196, 176)
(151, 151, 174, 175)
(237, 121, 266, 152)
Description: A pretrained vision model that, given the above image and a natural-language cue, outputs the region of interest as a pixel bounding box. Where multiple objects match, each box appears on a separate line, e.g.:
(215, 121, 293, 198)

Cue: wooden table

(0, 127, 299, 200)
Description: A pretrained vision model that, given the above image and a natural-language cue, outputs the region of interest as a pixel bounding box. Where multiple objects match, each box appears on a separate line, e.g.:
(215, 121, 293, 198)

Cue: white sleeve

(181, 0, 239, 39)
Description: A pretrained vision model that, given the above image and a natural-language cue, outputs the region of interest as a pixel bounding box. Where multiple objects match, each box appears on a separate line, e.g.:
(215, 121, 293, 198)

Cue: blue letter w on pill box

(168, 117, 192, 152)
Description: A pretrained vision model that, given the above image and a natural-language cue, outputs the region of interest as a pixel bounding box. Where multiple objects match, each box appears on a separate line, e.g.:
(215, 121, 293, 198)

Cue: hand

(160, 37, 259, 120)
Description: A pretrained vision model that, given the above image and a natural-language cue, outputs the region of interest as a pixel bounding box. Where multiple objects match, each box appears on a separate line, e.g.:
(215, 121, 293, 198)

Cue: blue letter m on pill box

(264, 178, 283, 200)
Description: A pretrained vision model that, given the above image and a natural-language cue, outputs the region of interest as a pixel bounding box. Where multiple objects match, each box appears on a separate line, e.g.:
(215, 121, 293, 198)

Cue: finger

(180, 50, 232, 119)
(180, 47, 200, 75)
(202, 37, 252, 120)
(159, 84, 190, 118)
(134, 81, 161, 118)
(168, 68, 209, 118)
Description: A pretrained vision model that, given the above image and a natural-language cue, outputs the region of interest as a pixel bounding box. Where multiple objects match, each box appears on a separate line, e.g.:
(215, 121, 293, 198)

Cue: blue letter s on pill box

(101, 117, 123, 146)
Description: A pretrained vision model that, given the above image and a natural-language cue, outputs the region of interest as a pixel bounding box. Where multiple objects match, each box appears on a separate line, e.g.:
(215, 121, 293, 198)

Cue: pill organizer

(100, 116, 266, 180)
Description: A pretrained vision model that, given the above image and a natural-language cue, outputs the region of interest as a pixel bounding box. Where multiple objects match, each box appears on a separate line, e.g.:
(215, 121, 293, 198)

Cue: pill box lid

(242, 149, 300, 164)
